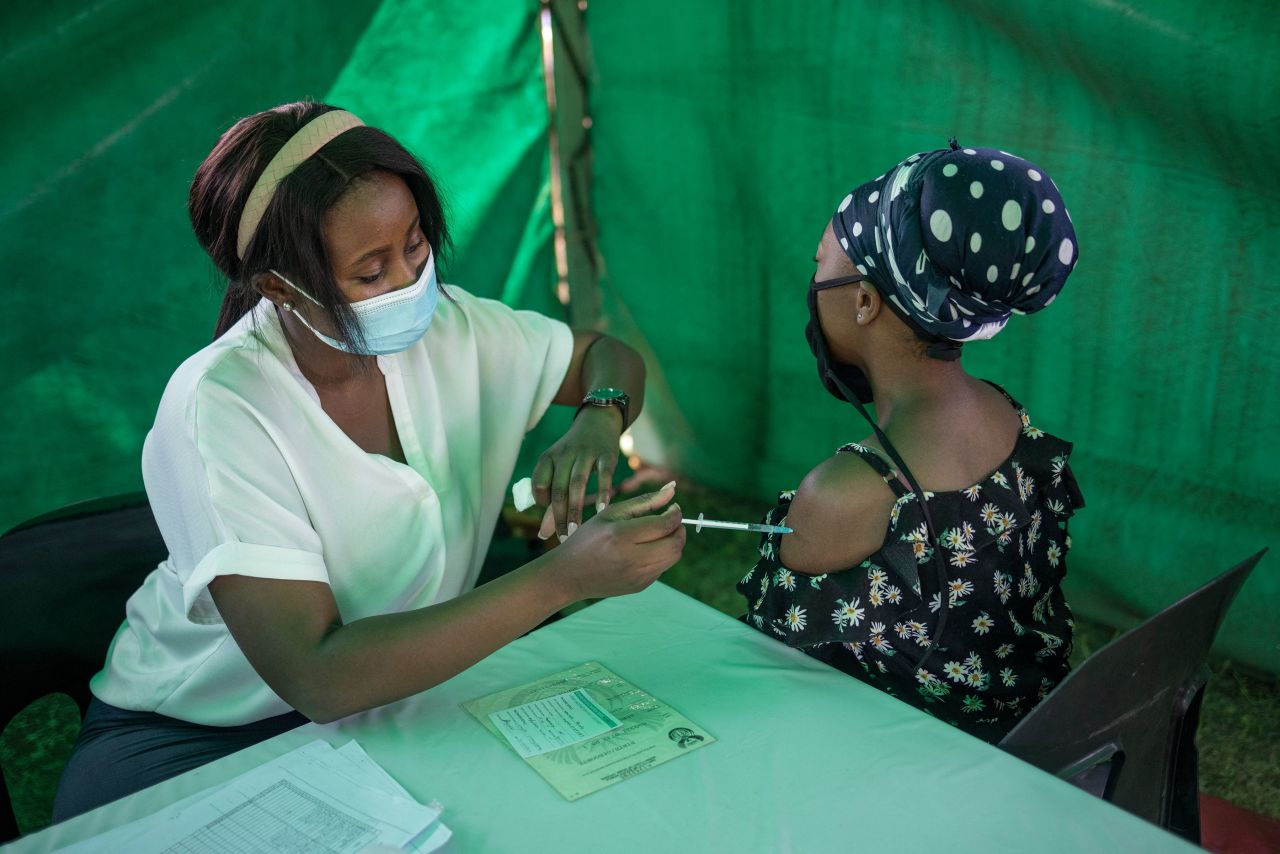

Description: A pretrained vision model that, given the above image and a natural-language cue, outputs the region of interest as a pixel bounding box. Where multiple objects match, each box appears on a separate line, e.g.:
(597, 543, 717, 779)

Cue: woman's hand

(543, 481, 686, 600)
(532, 406, 623, 539)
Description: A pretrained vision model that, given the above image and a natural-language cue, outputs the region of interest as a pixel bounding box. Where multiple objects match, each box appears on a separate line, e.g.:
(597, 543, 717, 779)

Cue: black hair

(189, 101, 451, 346)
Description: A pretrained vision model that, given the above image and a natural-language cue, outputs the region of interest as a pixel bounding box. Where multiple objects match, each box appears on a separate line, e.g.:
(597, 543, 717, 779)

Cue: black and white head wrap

(832, 141, 1078, 356)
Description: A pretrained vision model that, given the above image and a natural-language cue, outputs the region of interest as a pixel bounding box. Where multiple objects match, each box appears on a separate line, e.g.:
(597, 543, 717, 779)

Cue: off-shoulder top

(737, 383, 1086, 742)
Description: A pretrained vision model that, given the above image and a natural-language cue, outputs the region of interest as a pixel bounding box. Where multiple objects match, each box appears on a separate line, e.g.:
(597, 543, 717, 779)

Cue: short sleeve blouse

(91, 287, 573, 725)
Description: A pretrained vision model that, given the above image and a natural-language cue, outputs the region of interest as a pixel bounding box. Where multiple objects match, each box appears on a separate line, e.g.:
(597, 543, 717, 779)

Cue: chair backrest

(999, 550, 1266, 839)
(0, 493, 167, 840)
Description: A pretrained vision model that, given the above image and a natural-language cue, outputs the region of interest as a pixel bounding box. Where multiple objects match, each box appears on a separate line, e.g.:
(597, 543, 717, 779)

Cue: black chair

(999, 549, 1267, 844)
(0, 493, 166, 842)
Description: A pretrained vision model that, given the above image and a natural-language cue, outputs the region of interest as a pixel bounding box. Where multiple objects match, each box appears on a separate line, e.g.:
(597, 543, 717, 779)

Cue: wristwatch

(577, 388, 630, 429)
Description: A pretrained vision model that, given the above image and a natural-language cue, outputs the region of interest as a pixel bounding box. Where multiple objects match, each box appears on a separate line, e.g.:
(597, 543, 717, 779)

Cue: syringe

(681, 513, 793, 535)
(511, 478, 793, 535)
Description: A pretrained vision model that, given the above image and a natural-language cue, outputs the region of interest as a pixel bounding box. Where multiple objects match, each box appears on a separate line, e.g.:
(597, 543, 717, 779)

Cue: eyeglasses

(810, 273, 868, 292)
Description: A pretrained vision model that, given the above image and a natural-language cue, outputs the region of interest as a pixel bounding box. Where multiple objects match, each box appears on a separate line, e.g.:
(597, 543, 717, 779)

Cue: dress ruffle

(737, 388, 1083, 742)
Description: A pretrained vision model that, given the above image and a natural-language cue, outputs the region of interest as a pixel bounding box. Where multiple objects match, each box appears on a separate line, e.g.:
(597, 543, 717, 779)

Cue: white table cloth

(8, 582, 1194, 852)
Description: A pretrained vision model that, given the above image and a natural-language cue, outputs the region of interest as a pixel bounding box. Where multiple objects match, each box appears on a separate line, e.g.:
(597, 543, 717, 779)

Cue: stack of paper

(58, 740, 450, 853)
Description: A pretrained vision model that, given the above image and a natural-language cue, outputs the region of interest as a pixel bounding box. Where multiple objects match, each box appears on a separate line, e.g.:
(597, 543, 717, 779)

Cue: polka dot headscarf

(832, 141, 1078, 351)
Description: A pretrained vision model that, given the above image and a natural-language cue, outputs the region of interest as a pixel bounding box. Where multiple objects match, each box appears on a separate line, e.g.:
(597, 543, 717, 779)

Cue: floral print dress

(737, 384, 1085, 743)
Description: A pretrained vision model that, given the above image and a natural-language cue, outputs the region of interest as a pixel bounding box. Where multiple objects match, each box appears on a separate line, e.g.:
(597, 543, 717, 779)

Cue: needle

(681, 513, 793, 535)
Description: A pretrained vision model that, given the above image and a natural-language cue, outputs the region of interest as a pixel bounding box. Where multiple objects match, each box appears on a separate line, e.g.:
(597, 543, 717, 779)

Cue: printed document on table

(464, 661, 715, 801)
(56, 740, 450, 853)
(489, 687, 622, 757)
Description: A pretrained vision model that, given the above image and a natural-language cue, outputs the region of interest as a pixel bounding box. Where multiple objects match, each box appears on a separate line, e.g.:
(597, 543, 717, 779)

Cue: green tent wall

(589, 1, 1279, 673)
(1, 1, 1276, 673)
(1, 0, 566, 535)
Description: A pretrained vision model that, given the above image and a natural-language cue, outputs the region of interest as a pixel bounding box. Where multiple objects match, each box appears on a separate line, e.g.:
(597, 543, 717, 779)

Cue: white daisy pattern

(785, 605, 807, 632)
(737, 390, 1082, 740)
(948, 578, 975, 605)
(994, 571, 1013, 604)
(831, 597, 865, 630)
(1046, 541, 1061, 567)
(902, 523, 935, 564)
(868, 622, 895, 655)
(1050, 455, 1067, 487)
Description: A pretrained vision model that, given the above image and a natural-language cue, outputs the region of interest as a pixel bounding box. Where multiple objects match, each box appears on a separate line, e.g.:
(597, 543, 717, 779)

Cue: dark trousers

(53, 697, 307, 823)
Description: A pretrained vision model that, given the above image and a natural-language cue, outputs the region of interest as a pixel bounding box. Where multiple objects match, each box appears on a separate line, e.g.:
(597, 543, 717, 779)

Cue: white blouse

(91, 288, 573, 725)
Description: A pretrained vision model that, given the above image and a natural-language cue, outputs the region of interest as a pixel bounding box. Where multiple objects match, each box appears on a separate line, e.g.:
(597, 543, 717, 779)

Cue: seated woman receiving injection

(55, 102, 685, 818)
(739, 142, 1085, 742)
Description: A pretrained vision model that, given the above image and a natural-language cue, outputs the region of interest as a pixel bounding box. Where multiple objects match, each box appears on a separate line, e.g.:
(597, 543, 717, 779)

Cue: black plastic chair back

(999, 550, 1266, 843)
(0, 493, 166, 841)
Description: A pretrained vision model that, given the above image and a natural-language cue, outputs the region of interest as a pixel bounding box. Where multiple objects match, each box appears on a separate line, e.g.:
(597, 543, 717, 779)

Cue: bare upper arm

(778, 453, 896, 576)
(208, 575, 341, 717)
(551, 329, 605, 406)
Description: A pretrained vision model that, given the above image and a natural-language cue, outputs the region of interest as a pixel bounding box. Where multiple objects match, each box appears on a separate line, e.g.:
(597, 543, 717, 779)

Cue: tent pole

(539, 0, 600, 327)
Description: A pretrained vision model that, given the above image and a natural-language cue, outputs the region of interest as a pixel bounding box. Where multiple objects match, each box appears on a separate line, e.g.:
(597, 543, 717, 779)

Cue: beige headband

(235, 109, 365, 259)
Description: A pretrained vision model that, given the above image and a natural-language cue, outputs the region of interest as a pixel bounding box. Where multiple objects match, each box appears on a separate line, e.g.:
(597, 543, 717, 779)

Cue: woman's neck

(277, 306, 374, 388)
(864, 354, 969, 427)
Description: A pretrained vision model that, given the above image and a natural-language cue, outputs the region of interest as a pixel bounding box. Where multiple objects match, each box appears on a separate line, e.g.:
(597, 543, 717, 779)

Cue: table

(7, 583, 1194, 852)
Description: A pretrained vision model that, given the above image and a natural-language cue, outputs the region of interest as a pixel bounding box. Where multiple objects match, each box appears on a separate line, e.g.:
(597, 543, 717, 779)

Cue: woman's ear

(854, 283, 882, 325)
(252, 271, 290, 307)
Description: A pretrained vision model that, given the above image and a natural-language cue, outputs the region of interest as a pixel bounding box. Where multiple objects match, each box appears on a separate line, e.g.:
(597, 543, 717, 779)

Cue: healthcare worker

(54, 102, 685, 818)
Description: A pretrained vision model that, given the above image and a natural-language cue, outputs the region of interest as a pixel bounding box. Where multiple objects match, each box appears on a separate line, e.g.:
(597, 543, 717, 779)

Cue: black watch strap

(577, 388, 630, 429)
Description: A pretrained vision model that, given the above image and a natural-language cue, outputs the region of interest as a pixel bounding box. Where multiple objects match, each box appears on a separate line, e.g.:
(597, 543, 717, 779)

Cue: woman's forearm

(213, 484, 682, 723)
(580, 335, 645, 427)
(290, 553, 576, 723)
(218, 550, 576, 727)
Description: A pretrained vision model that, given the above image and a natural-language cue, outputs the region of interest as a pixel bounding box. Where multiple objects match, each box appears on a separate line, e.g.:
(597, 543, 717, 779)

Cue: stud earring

(282, 301, 293, 312)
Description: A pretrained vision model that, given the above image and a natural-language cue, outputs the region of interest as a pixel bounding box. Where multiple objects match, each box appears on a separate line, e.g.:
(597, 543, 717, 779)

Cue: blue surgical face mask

(272, 251, 439, 356)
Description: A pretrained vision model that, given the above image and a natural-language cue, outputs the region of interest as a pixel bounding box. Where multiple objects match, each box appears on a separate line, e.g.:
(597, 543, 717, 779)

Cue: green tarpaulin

(1, 1, 1276, 673)
(0, 0, 567, 534)
(589, 1, 1279, 673)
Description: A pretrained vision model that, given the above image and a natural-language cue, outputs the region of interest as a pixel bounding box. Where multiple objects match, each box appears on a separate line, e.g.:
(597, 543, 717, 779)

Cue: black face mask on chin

(804, 274, 874, 404)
